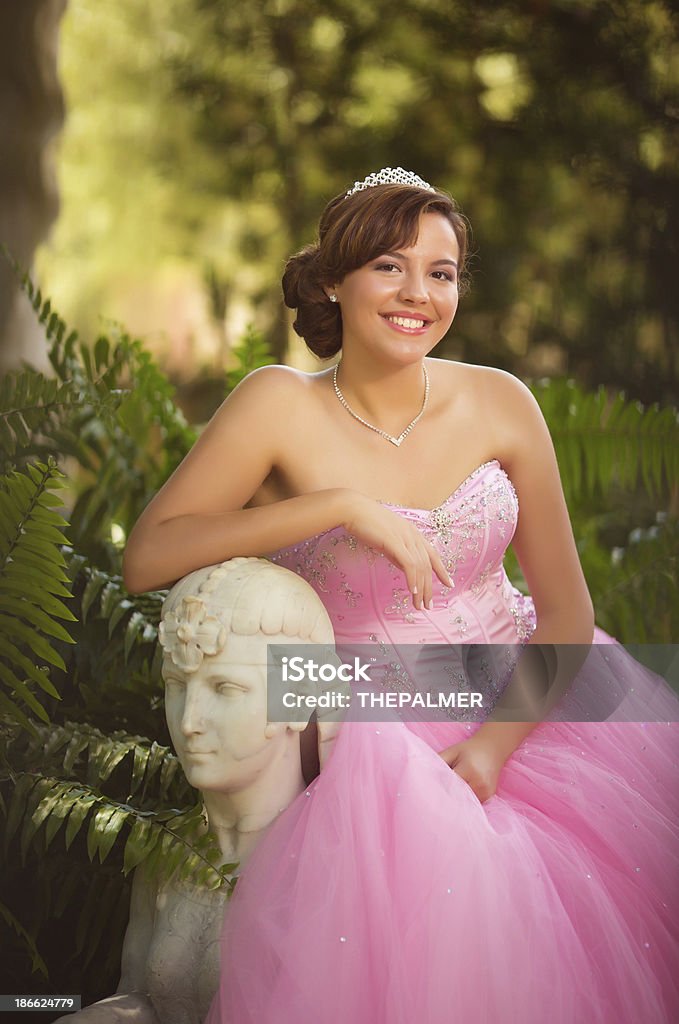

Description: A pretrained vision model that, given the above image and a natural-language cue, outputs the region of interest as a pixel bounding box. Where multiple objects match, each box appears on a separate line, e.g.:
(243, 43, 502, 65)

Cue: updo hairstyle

(282, 183, 469, 359)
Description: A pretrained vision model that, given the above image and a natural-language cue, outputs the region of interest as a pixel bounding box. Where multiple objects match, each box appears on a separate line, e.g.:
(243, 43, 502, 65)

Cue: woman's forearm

(473, 609, 595, 758)
(122, 489, 352, 594)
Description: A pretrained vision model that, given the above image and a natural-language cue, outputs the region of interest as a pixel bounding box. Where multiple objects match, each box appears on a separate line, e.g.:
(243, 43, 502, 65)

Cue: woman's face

(332, 212, 460, 366)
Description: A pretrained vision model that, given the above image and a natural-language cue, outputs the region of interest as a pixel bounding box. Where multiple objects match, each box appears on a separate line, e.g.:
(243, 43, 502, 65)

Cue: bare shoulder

(429, 359, 548, 463)
(222, 363, 312, 402)
(430, 359, 538, 412)
(483, 368, 555, 471)
(482, 366, 541, 413)
(211, 364, 318, 424)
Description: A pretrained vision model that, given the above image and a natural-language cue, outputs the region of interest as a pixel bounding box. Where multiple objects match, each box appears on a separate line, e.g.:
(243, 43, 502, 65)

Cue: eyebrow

(382, 250, 458, 269)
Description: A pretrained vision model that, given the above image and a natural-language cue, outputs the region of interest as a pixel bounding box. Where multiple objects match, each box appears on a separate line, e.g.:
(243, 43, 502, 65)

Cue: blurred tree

(38, 0, 679, 399)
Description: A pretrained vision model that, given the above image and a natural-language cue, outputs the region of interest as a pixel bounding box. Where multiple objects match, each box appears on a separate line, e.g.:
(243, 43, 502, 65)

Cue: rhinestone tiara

(345, 167, 436, 197)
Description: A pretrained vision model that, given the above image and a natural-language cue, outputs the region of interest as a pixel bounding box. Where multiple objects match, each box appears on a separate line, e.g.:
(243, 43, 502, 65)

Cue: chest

(284, 406, 497, 509)
(145, 885, 228, 1024)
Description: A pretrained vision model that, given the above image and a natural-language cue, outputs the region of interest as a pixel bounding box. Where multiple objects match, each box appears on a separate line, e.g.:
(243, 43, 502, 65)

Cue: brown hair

(282, 183, 469, 359)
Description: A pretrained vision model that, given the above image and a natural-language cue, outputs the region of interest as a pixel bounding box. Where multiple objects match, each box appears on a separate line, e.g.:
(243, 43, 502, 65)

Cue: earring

(329, 294, 338, 303)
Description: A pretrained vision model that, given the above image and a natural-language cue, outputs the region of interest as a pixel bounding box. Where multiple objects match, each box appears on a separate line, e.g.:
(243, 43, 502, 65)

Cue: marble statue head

(159, 557, 334, 793)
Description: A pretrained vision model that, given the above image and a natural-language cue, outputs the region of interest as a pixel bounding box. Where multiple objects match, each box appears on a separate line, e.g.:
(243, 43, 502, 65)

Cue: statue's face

(163, 631, 294, 793)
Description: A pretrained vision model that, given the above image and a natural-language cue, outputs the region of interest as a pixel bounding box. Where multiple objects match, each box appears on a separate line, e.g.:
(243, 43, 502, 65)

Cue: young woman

(124, 169, 679, 1023)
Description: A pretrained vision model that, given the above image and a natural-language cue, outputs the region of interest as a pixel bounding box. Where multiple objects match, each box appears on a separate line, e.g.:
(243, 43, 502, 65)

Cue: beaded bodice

(268, 460, 536, 646)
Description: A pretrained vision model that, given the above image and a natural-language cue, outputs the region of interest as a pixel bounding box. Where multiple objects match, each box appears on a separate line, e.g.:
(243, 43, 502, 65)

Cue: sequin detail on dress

(269, 460, 532, 643)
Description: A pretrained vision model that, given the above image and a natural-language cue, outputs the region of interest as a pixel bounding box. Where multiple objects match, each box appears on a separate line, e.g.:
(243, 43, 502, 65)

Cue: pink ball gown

(206, 460, 679, 1024)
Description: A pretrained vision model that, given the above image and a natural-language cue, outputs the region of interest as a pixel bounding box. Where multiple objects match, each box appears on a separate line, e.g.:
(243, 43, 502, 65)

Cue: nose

(398, 270, 429, 304)
(180, 685, 206, 736)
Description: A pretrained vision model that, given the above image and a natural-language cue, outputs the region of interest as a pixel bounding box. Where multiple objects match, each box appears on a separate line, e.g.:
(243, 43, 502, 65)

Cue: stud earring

(329, 294, 338, 303)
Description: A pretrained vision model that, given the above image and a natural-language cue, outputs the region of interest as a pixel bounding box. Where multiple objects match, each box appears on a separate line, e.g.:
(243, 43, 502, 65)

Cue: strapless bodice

(269, 460, 536, 646)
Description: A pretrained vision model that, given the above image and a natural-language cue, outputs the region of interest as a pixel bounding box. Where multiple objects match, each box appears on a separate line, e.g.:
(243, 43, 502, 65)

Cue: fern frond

(5, 773, 233, 893)
(4, 721, 185, 804)
(76, 566, 162, 669)
(0, 459, 75, 730)
(533, 378, 679, 501)
(225, 323, 275, 392)
(0, 898, 48, 977)
(2, 270, 195, 554)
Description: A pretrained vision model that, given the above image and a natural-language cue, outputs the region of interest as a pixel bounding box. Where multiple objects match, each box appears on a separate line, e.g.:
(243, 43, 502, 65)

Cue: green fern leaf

(0, 900, 48, 978)
(4, 774, 39, 848)
(0, 662, 50, 722)
(86, 803, 117, 861)
(0, 614, 66, 671)
(96, 807, 130, 862)
(64, 792, 97, 849)
(123, 817, 159, 874)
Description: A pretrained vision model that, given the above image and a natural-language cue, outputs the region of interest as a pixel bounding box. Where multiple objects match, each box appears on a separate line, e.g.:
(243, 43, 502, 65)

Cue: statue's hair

(160, 558, 334, 673)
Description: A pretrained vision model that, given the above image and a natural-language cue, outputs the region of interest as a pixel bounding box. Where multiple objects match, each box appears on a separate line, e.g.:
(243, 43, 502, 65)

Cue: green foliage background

(40, 0, 679, 401)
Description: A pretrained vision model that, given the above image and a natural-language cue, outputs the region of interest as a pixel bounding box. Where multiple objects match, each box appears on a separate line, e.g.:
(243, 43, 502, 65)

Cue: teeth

(384, 315, 427, 329)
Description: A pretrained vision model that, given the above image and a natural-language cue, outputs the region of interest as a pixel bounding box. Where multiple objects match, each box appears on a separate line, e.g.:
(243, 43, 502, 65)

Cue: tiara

(345, 167, 436, 197)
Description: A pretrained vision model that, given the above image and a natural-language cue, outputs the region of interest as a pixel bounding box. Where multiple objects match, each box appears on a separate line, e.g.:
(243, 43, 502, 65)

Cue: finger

(414, 549, 428, 611)
(401, 538, 423, 609)
(397, 545, 419, 602)
(421, 547, 434, 609)
(412, 562, 424, 610)
(428, 545, 453, 588)
(410, 540, 430, 608)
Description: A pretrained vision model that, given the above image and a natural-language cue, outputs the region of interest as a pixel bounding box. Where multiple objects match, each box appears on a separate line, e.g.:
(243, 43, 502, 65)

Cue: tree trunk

(0, 0, 67, 375)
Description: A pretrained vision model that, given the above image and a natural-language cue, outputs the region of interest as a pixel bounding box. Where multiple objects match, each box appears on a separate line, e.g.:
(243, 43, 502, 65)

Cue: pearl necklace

(332, 363, 430, 447)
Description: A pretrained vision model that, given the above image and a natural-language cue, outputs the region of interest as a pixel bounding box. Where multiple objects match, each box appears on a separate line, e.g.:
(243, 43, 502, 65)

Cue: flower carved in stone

(158, 595, 227, 672)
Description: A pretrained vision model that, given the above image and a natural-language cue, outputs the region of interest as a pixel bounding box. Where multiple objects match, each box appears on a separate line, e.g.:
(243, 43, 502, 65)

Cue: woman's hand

(342, 494, 452, 609)
(438, 734, 508, 803)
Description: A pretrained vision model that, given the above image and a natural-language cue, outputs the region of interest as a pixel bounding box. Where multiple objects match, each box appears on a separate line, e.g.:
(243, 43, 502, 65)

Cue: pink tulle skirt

(206, 640, 679, 1024)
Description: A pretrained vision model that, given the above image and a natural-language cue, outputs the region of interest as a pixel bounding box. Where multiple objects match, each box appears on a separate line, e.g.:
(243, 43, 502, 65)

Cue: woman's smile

(380, 311, 434, 334)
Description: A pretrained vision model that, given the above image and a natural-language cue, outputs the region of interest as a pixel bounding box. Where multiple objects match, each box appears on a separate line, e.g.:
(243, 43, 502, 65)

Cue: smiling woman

(123, 169, 679, 1024)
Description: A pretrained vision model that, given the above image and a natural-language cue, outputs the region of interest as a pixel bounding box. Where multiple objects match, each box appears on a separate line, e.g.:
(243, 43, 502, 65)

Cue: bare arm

(440, 371, 595, 790)
(123, 367, 346, 593)
(475, 370, 595, 752)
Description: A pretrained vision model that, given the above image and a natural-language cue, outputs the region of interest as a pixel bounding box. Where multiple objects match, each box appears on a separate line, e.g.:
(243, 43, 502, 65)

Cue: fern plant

(534, 377, 679, 502)
(0, 274, 259, 998)
(511, 378, 679, 641)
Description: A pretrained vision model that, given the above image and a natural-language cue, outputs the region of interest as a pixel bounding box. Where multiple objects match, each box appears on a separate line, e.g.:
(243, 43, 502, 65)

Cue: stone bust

(56, 557, 337, 1024)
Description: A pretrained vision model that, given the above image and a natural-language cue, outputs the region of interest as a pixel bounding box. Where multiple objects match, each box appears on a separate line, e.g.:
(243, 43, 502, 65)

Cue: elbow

(122, 538, 152, 595)
(122, 537, 176, 595)
(579, 586, 596, 641)
(534, 591, 595, 645)
(122, 552, 143, 595)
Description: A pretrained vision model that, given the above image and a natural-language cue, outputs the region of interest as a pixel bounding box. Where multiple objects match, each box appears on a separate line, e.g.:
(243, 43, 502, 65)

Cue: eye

(431, 270, 456, 283)
(374, 261, 401, 273)
(215, 680, 247, 695)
